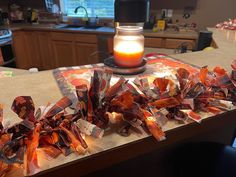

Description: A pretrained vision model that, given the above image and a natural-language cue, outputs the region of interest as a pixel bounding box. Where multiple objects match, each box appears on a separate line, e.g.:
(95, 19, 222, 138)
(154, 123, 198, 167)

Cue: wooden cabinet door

(52, 40, 76, 67)
(12, 31, 31, 69)
(165, 39, 196, 50)
(145, 37, 163, 48)
(25, 31, 42, 69)
(75, 43, 98, 66)
(37, 32, 54, 70)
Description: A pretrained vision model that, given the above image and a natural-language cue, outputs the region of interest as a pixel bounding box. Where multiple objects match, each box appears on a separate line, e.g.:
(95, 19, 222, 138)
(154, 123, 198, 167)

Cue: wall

(151, 0, 236, 30)
(0, 0, 45, 11)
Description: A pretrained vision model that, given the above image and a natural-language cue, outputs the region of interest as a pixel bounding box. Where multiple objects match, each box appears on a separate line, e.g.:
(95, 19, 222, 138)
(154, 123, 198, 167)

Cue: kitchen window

(60, 0, 115, 18)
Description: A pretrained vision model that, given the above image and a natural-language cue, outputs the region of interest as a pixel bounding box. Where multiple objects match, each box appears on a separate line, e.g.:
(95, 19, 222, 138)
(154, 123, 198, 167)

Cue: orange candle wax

(114, 41, 144, 67)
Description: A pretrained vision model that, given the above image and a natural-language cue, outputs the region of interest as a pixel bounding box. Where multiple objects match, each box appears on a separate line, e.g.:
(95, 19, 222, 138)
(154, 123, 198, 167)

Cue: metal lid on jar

(116, 26, 143, 34)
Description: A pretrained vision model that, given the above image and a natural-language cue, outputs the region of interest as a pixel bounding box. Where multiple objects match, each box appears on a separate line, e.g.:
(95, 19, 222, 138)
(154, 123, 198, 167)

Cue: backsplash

(150, 0, 236, 30)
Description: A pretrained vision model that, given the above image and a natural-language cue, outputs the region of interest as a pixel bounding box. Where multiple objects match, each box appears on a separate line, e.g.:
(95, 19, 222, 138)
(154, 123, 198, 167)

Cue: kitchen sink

(56, 24, 102, 30)
(80, 25, 102, 29)
(60, 25, 83, 29)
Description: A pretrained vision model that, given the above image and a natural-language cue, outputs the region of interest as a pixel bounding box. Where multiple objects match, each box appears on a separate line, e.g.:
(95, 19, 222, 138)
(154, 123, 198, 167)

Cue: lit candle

(113, 26, 144, 67)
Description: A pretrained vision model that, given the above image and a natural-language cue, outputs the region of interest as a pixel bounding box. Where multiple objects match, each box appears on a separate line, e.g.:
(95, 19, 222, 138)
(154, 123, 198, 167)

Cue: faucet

(74, 6, 89, 22)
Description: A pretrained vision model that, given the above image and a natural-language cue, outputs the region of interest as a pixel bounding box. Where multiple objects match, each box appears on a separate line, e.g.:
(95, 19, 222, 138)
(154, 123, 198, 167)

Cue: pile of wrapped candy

(216, 19, 236, 30)
(0, 60, 236, 176)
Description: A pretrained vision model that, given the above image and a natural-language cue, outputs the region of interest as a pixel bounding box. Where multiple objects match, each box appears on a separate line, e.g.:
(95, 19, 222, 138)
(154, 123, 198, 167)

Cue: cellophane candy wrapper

(134, 77, 160, 99)
(75, 84, 89, 120)
(11, 96, 36, 122)
(0, 104, 3, 133)
(216, 19, 236, 30)
(76, 119, 104, 139)
(89, 69, 112, 110)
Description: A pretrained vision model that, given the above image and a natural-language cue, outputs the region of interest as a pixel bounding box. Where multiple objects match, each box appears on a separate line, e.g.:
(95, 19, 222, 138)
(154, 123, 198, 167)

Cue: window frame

(59, 0, 114, 20)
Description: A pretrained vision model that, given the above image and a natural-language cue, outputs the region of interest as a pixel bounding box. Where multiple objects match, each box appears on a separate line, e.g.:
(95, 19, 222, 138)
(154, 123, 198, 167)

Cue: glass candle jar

(113, 26, 144, 67)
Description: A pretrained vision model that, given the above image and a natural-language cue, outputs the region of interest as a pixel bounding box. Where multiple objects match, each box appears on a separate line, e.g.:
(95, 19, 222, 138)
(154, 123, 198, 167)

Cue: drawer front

(51, 32, 74, 41)
(165, 39, 195, 49)
(145, 38, 163, 48)
(75, 34, 98, 44)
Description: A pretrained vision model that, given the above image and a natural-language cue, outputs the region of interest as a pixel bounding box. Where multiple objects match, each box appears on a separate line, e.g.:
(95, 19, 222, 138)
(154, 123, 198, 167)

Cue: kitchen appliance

(114, 0, 150, 25)
(197, 31, 213, 51)
(104, 0, 150, 75)
(0, 29, 15, 67)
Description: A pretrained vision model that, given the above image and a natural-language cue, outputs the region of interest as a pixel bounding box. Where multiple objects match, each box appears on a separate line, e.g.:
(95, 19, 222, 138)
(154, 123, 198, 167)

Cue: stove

(0, 29, 14, 67)
(0, 29, 12, 45)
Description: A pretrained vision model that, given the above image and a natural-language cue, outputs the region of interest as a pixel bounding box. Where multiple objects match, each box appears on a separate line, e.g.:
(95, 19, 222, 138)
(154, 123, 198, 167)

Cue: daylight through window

(60, 0, 115, 18)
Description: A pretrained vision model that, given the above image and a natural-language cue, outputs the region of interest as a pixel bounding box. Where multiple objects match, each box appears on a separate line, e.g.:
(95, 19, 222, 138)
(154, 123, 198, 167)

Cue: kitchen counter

(170, 28, 236, 71)
(0, 66, 29, 76)
(0, 28, 236, 177)
(2, 23, 198, 39)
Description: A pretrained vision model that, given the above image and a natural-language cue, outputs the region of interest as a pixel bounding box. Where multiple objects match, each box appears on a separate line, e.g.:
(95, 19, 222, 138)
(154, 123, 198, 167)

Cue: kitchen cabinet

(145, 37, 196, 50)
(165, 38, 196, 50)
(75, 43, 98, 65)
(12, 31, 32, 69)
(51, 32, 76, 67)
(145, 38, 163, 48)
(75, 33, 98, 65)
(51, 32, 98, 67)
(25, 31, 42, 69)
(52, 40, 76, 67)
(37, 32, 54, 70)
(13, 31, 99, 70)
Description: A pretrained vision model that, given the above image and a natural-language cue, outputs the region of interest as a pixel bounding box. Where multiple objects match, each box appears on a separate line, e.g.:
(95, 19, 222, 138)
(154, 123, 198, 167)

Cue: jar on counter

(113, 26, 144, 67)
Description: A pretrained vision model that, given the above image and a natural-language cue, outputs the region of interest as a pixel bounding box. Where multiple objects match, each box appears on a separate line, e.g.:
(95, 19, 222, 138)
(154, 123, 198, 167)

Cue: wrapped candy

(147, 106, 168, 127)
(180, 110, 202, 123)
(45, 97, 72, 118)
(75, 84, 88, 118)
(76, 119, 104, 139)
(205, 107, 222, 115)
(134, 78, 159, 99)
(232, 70, 236, 81)
(231, 60, 236, 70)
(176, 68, 190, 90)
(0, 104, 3, 133)
(150, 97, 180, 108)
(75, 84, 93, 122)
(186, 83, 205, 99)
(199, 66, 208, 85)
(105, 77, 126, 101)
(11, 96, 36, 122)
(208, 98, 234, 111)
(25, 123, 41, 176)
(182, 99, 195, 110)
(216, 19, 236, 30)
(89, 69, 112, 110)
(143, 110, 166, 141)
(153, 78, 169, 92)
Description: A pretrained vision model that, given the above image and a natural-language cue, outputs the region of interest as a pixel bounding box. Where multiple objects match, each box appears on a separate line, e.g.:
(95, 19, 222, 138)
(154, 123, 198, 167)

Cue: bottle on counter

(95, 15, 99, 25)
(31, 9, 39, 24)
(26, 7, 32, 23)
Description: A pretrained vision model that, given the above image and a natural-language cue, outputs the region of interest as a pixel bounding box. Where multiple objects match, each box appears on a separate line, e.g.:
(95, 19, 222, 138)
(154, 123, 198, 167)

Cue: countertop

(1, 23, 198, 39)
(170, 28, 236, 71)
(0, 27, 235, 177)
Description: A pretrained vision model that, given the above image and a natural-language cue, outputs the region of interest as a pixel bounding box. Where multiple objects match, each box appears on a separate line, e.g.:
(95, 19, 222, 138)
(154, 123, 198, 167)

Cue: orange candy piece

(153, 78, 169, 92)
